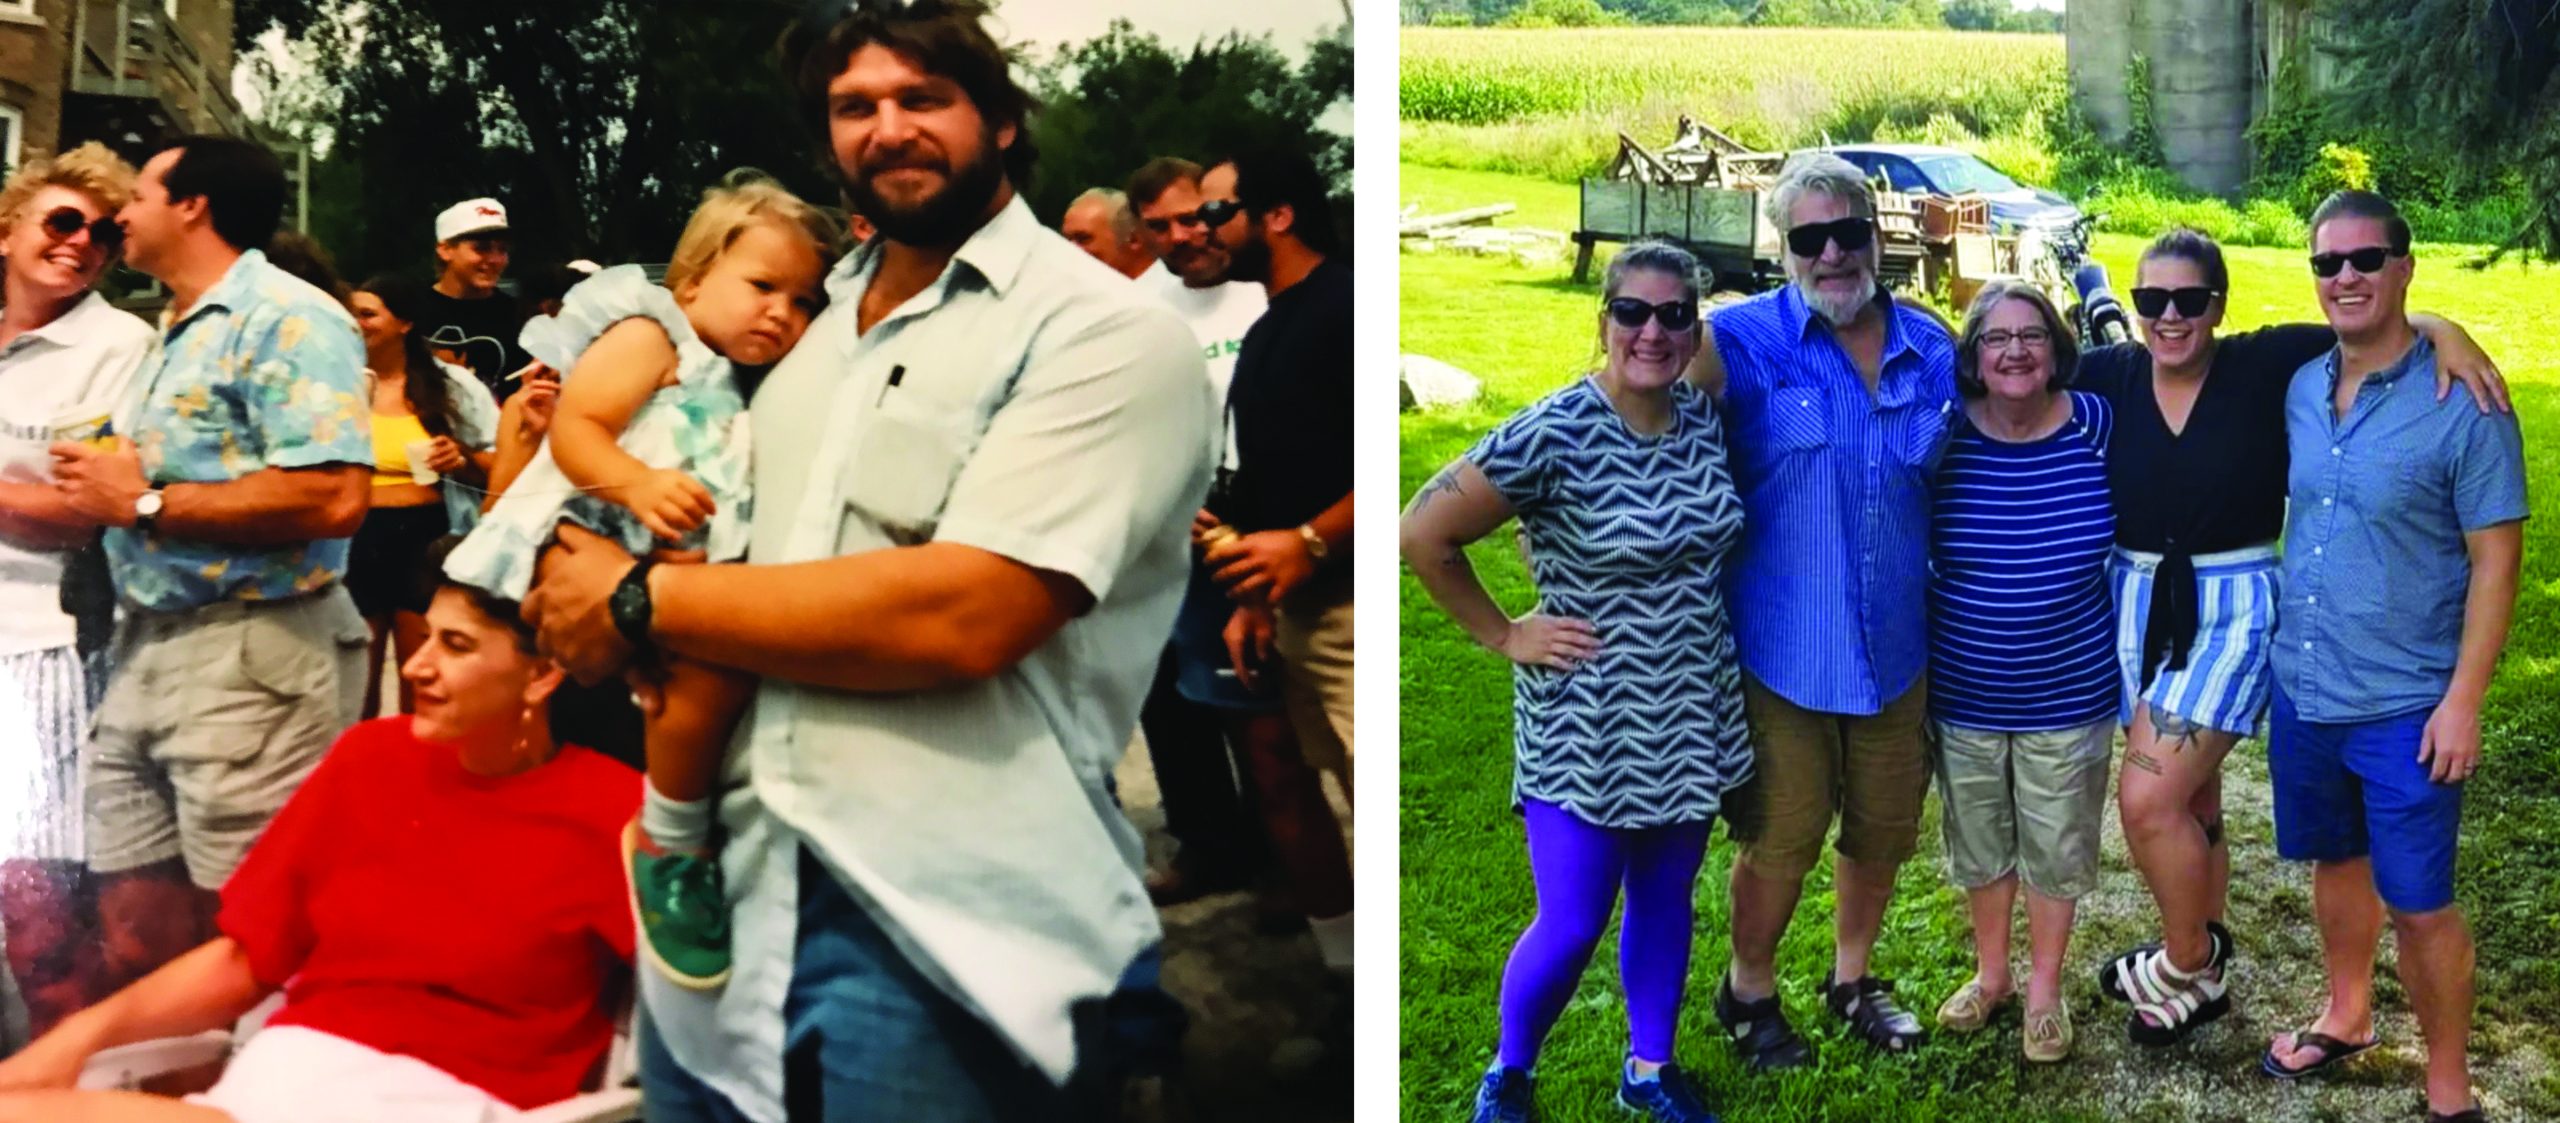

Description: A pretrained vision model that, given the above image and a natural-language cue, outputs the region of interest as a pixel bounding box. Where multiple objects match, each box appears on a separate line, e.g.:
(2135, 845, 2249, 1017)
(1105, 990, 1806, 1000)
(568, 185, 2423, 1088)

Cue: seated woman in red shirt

(0, 537, 640, 1122)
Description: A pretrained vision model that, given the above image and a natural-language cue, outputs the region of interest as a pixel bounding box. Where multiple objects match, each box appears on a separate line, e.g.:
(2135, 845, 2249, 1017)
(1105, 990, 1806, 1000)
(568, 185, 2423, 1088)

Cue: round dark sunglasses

(1784, 216, 1874, 258)
(2129, 286, 2219, 319)
(1606, 297, 1699, 332)
(40, 207, 123, 253)
(2309, 245, 2405, 279)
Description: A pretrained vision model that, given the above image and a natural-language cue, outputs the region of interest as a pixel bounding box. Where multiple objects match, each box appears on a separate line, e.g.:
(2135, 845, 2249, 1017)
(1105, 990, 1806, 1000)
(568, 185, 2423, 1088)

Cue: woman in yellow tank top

(349, 275, 495, 717)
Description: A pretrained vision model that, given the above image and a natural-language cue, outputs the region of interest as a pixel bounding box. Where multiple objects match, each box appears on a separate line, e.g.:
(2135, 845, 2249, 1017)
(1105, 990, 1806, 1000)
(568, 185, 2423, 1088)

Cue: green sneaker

(624, 819, 732, 990)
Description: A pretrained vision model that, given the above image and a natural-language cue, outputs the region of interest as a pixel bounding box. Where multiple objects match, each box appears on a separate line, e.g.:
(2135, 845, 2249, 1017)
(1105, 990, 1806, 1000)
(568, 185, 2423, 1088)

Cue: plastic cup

(405, 439, 440, 485)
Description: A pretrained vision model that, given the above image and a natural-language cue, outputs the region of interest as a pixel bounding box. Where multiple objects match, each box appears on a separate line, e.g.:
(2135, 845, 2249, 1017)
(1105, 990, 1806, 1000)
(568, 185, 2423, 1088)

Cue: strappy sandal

(2101, 919, 2233, 1003)
(1934, 978, 2013, 1032)
(2121, 947, 2230, 1047)
(1714, 974, 1814, 1072)
(1823, 971, 1926, 1054)
(2259, 1028, 2380, 1079)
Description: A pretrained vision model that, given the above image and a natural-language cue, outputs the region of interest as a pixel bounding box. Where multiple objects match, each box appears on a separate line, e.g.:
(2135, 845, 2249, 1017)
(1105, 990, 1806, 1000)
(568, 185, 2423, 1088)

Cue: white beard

(1794, 267, 1876, 326)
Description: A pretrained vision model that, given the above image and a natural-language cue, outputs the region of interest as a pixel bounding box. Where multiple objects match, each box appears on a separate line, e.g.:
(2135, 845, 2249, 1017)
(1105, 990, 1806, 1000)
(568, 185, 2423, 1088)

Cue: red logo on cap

(476, 206, 502, 217)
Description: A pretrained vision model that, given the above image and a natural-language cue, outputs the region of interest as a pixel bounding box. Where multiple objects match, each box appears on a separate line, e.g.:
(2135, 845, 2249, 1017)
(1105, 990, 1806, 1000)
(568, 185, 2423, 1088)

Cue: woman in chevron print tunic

(1403, 241, 1747, 1123)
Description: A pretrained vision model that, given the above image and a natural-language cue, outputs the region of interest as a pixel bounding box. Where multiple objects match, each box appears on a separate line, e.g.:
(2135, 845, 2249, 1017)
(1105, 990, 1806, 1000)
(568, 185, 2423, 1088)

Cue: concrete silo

(2067, 0, 2137, 147)
(2133, 0, 2256, 196)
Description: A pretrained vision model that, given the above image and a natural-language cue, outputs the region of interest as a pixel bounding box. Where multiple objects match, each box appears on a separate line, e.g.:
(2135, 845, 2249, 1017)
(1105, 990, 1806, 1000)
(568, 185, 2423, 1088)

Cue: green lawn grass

(1397, 162, 2560, 1122)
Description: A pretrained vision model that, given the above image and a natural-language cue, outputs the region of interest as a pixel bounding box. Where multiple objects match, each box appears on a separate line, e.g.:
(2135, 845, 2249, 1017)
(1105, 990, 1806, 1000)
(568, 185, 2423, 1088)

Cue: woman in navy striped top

(1924, 281, 2119, 1063)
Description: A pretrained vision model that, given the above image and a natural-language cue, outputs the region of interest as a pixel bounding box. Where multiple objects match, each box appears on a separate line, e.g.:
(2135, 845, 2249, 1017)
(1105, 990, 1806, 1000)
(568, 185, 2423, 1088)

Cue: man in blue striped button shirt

(1688, 152, 1958, 1067)
(2262, 191, 2523, 1123)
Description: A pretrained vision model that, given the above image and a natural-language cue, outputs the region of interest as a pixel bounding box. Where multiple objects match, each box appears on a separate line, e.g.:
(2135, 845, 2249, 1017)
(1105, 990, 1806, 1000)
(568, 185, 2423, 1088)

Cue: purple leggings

(1497, 799, 1713, 1068)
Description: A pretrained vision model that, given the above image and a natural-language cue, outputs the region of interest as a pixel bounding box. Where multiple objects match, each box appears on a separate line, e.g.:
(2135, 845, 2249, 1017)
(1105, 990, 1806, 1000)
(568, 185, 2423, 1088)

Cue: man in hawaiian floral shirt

(49, 136, 372, 990)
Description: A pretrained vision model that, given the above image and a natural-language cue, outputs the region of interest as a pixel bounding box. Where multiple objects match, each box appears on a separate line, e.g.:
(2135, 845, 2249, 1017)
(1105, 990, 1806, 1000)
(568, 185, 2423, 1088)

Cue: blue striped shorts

(2110, 545, 2279, 738)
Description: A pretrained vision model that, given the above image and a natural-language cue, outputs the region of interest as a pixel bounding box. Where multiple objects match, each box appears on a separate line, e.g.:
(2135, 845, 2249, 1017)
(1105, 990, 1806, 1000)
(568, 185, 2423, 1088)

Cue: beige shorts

(1932, 719, 2115, 899)
(85, 587, 367, 889)
(1275, 584, 1353, 781)
(1724, 672, 1930, 882)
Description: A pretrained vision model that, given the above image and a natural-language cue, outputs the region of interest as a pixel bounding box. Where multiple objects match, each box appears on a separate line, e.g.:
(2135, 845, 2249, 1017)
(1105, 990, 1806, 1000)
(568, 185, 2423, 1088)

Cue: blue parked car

(1820, 144, 2085, 237)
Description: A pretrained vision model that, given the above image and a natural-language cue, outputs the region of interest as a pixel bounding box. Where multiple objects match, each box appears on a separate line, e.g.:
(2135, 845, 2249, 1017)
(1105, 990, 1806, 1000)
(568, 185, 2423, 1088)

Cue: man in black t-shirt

(416, 198, 534, 402)
(1200, 149, 1354, 986)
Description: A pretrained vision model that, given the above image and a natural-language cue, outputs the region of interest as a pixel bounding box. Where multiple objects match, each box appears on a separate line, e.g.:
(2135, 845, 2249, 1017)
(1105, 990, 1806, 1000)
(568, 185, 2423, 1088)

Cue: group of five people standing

(1405, 152, 2523, 1123)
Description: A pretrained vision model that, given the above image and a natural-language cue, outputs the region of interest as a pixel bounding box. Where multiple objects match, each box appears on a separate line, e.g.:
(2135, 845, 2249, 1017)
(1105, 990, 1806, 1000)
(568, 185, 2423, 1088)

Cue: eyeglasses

(2309, 245, 2404, 278)
(1140, 199, 1243, 238)
(1605, 296, 1699, 332)
(38, 207, 122, 254)
(1784, 216, 1874, 258)
(2129, 286, 2219, 319)
(1977, 327, 2052, 352)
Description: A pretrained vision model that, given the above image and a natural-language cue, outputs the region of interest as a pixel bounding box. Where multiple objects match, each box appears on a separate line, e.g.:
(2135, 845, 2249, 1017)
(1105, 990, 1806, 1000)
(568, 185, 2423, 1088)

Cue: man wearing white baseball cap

(415, 196, 533, 403)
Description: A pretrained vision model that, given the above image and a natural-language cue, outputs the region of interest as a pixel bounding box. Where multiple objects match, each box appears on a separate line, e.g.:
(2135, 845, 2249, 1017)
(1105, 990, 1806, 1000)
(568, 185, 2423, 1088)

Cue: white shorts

(184, 1025, 522, 1123)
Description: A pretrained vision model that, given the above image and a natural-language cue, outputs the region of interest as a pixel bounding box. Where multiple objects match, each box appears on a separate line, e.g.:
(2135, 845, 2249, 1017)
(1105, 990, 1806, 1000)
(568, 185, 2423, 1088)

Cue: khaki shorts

(1725, 672, 1929, 882)
(1932, 719, 2114, 899)
(1274, 584, 1353, 781)
(85, 587, 367, 889)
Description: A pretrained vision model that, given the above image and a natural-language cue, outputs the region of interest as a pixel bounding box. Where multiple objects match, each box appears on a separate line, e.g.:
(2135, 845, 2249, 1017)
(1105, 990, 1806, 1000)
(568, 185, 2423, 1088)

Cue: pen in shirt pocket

(874, 364, 906, 406)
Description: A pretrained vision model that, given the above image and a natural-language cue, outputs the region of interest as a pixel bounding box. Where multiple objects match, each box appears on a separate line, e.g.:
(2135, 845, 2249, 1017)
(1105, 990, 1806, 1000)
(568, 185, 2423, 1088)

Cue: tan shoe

(1936, 978, 2012, 1032)
(2023, 1003, 2073, 1063)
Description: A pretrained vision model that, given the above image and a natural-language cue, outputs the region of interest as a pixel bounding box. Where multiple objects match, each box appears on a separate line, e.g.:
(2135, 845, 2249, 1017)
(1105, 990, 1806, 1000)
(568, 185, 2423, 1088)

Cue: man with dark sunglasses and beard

(1683, 151, 1956, 1068)
(1185, 148, 1360, 1067)
(0, 142, 156, 1039)
(514, 2, 1212, 1119)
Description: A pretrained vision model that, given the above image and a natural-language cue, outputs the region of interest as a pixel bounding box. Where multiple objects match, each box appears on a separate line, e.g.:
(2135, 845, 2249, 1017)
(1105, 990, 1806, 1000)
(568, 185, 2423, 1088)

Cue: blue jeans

(638, 847, 1182, 1122)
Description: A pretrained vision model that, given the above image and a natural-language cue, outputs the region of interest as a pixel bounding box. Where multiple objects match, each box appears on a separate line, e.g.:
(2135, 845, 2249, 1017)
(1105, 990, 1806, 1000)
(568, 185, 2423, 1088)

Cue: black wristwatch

(609, 559, 658, 652)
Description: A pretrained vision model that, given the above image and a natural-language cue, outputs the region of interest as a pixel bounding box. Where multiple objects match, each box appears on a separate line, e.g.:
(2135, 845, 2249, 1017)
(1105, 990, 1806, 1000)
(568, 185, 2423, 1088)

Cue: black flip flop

(2425, 1107, 2485, 1123)
(2259, 1029, 2381, 1079)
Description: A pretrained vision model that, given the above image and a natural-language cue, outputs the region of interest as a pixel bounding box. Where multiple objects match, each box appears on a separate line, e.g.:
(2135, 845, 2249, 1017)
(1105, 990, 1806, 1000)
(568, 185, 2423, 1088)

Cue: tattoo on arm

(2124, 750, 2165, 776)
(1410, 464, 1466, 513)
(1439, 547, 1469, 571)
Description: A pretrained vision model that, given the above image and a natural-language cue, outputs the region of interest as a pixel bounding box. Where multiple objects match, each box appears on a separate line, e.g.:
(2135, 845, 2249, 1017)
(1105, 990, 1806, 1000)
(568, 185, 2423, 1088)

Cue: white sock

(640, 779, 713, 853)
(1308, 910, 1353, 972)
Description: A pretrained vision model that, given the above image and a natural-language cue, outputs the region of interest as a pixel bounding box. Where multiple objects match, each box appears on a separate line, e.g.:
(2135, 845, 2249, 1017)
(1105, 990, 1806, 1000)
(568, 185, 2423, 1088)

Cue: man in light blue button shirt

(518, 3, 1213, 1120)
(2264, 192, 2524, 1123)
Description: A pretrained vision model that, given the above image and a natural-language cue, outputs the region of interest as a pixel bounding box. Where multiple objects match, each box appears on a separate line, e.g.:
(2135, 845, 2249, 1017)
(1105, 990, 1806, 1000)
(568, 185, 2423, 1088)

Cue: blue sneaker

(1617, 1062, 1719, 1123)
(1470, 1065, 1537, 1123)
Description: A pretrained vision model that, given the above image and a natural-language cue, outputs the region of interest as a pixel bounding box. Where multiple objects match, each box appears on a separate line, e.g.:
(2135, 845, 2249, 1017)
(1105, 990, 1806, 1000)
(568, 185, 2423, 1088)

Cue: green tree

(1024, 22, 1352, 237)
(235, 0, 825, 280)
(1941, 0, 2006, 30)
(2321, 0, 2560, 257)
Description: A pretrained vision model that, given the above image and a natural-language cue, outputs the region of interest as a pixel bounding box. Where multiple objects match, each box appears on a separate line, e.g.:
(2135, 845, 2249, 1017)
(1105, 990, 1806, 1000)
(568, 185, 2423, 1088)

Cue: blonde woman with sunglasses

(0, 142, 155, 1036)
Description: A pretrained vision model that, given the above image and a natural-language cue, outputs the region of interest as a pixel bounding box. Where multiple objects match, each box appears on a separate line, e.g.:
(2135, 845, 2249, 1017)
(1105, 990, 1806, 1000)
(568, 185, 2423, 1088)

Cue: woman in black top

(2079, 229, 2505, 1045)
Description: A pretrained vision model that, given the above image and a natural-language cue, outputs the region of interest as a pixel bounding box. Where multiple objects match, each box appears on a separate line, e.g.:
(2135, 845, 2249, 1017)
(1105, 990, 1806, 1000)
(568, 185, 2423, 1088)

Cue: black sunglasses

(2309, 245, 2404, 279)
(1140, 198, 1244, 237)
(39, 207, 122, 254)
(1784, 216, 1874, 258)
(2129, 286, 2219, 319)
(1605, 296, 1699, 332)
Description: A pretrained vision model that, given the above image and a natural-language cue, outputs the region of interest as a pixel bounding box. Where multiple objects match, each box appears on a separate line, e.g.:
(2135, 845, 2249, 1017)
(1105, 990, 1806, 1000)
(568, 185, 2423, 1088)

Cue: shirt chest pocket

(839, 397, 985, 547)
(1748, 386, 1831, 467)
(1894, 400, 1955, 473)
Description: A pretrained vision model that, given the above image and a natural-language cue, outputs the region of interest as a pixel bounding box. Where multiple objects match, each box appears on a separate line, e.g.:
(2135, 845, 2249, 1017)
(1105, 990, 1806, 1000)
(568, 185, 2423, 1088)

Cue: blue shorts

(2267, 685, 2463, 913)
(1169, 562, 1282, 713)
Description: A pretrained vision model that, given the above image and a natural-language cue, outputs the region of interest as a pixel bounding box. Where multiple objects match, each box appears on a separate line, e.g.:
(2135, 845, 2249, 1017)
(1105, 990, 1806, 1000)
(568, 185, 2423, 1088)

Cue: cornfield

(1401, 27, 2063, 181)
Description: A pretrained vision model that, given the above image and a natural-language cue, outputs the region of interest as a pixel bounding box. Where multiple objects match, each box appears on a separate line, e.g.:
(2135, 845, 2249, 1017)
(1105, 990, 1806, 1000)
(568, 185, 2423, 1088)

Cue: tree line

(232, 0, 1351, 282)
